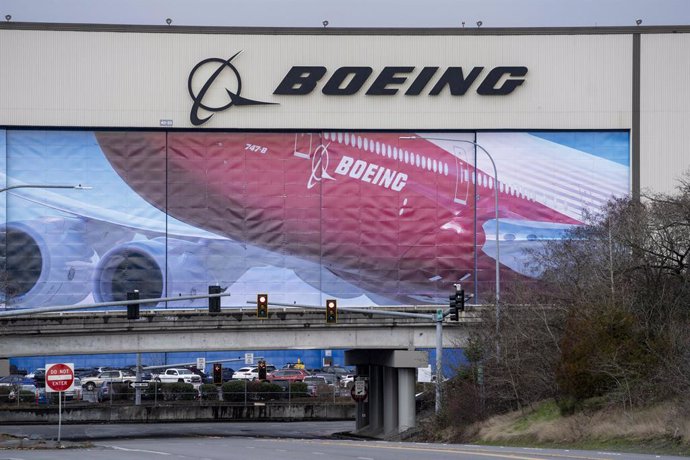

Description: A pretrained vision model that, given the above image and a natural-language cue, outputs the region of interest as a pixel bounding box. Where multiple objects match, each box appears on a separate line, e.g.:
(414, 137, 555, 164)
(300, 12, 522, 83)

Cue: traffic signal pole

(435, 315, 443, 415)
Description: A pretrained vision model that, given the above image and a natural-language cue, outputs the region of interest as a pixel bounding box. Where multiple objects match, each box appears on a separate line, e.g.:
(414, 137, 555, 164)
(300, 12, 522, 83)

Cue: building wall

(1, 25, 689, 193)
(0, 28, 631, 130)
(640, 33, 690, 194)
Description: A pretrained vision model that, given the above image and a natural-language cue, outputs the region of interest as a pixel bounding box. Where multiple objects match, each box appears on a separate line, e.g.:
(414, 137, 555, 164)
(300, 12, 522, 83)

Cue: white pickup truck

(153, 368, 202, 385)
(81, 370, 135, 391)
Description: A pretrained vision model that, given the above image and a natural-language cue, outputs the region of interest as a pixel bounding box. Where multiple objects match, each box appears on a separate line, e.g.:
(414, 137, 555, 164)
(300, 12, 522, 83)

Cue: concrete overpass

(0, 306, 480, 438)
(0, 306, 476, 357)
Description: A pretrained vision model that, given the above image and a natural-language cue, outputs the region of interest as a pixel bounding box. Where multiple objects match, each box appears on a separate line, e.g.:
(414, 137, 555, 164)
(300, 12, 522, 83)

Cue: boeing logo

(307, 144, 335, 189)
(307, 150, 408, 192)
(187, 55, 528, 126)
(187, 51, 276, 126)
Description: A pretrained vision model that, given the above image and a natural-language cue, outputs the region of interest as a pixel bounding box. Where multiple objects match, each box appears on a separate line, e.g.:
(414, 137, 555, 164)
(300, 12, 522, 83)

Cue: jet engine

(0, 217, 96, 308)
(92, 237, 247, 308)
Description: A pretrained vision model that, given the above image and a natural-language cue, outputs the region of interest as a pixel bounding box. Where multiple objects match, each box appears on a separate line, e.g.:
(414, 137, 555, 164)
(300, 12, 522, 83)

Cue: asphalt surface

(1, 435, 690, 460)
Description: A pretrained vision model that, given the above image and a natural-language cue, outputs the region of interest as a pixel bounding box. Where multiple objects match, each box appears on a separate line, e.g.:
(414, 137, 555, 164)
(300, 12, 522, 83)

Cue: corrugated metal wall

(3, 26, 690, 193)
(640, 33, 690, 194)
(0, 30, 631, 130)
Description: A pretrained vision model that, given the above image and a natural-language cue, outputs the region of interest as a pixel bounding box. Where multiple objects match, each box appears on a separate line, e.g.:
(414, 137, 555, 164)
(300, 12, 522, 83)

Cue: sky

(1, 0, 689, 28)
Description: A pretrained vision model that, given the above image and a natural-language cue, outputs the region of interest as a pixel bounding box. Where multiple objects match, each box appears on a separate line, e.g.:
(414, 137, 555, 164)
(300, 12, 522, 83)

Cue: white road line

(358, 457, 375, 460)
(109, 445, 172, 455)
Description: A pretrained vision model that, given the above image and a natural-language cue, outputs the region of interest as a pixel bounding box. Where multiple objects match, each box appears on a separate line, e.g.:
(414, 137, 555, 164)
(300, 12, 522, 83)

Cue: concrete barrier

(0, 403, 356, 424)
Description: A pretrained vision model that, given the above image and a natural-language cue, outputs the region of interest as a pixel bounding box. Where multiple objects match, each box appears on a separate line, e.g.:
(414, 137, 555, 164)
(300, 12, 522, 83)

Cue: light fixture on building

(5, 14, 11, 22)
(636, 19, 643, 26)
(166, 18, 172, 26)
(322, 20, 329, 27)
(476, 20, 483, 28)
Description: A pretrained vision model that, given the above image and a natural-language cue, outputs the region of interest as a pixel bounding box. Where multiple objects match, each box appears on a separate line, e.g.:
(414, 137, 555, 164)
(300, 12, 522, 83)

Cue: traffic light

(213, 363, 222, 385)
(209, 285, 221, 314)
(127, 290, 140, 320)
(258, 360, 267, 380)
(326, 299, 337, 324)
(449, 293, 458, 321)
(257, 293, 268, 319)
(456, 287, 465, 313)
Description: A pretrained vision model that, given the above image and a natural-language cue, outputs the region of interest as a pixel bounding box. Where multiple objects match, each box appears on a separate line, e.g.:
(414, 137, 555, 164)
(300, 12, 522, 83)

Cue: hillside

(421, 400, 690, 456)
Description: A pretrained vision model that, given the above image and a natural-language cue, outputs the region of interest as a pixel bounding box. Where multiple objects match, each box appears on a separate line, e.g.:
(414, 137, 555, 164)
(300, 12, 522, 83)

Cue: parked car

(81, 370, 135, 391)
(97, 381, 131, 402)
(340, 373, 356, 388)
(266, 369, 310, 383)
(232, 365, 277, 381)
(8, 378, 39, 402)
(187, 367, 213, 384)
(303, 375, 329, 396)
(0, 374, 26, 387)
(25, 368, 46, 387)
(153, 368, 202, 386)
(75, 367, 99, 379)
(313, 373, 339, 387)
(221, 367, 235, 382)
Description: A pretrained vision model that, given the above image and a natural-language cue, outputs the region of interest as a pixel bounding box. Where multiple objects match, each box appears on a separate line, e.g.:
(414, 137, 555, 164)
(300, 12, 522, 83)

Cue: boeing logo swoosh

(188, 51, 277, 126)
(307, 143, 335, 189)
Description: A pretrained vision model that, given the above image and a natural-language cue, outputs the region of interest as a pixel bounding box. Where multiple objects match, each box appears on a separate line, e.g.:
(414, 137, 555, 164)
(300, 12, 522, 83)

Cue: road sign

(45, 363, 74, 393)
(351, 378, 368, 402)
(245, 353, 254, 365)
(196, 357, 206, 371)
(131, 382, 149, 388)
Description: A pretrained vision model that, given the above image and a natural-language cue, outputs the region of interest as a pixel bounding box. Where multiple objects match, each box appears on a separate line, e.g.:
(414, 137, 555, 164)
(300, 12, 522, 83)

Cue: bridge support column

(345, 348, 428, 438)
(368, 365, 383, 435)
(397, 367, 415, 433)
(383, 366, 398, 435)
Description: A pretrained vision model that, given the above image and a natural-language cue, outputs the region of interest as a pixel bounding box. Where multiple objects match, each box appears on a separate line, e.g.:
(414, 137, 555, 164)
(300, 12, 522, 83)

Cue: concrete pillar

(382, 366, 398, 435)
(397, 368, 416, 433)
(368, 365, 384, 435)
(355, 364, 369, 431)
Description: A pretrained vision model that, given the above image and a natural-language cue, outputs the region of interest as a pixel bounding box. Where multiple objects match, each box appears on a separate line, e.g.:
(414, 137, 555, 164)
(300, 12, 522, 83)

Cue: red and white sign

(350, 378, 368, 402)
(45, 363, 75, 393)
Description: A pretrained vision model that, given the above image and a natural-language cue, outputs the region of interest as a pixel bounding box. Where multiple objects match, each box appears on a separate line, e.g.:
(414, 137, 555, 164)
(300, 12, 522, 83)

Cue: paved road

(0, 420, 354, 441)
(1, 422, 688, 460)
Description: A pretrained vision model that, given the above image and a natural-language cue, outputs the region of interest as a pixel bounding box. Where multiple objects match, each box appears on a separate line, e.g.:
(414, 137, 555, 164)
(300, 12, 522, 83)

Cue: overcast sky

(1, 0, 689, 28)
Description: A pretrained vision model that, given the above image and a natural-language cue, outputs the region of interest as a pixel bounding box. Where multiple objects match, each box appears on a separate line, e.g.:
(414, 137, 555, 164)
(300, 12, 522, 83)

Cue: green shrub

(289, 382, 308, 398)
(222, 380, 247, 402)
(18, 390, 36, 403)
(257, 382, 283, 401)
(144, 382, 196, 401)
(0, 386, 11, 403)
(110, 383, 135, 401)
(199, 384, 220, 401)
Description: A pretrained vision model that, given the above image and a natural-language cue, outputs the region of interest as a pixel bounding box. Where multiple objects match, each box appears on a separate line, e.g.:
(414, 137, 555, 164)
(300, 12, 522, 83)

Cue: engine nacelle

(92, 237, 243, 308)
(0, 217, 95, 307)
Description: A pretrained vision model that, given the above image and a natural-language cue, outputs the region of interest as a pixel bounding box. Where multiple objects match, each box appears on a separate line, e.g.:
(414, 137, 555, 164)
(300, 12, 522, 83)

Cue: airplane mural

(0, 129, 629, 309)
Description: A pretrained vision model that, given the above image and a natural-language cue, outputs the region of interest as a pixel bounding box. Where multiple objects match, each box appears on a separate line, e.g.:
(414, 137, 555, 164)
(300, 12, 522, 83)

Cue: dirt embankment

(425, 400, 690, 456)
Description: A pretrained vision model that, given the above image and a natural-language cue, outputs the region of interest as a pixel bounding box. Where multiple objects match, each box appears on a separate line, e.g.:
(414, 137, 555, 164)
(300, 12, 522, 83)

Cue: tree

(451, 173, 690, 422)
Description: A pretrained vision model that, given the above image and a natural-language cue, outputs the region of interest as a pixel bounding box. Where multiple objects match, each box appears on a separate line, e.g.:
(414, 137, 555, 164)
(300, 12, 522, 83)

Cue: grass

(465, 399, 690, 457)
(477, 435, 690, 457)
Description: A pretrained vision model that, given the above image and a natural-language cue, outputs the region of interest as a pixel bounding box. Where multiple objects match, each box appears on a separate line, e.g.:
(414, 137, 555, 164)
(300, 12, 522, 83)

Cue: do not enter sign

(45, 363, 75, 393)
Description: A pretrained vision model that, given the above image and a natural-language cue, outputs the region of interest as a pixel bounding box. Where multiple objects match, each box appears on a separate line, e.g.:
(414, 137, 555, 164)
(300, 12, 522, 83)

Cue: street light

(400, 135, 501, 335)
(0, 184, 91, 194)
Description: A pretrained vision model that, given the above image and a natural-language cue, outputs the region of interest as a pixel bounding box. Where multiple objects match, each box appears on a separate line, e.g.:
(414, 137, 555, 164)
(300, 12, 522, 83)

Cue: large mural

(0, 130, 629, 309)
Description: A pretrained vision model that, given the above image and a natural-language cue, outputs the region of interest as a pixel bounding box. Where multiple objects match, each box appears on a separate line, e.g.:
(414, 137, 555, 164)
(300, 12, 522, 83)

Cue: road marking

(110, 446, 171, 455)
(357, 457, 375, 460)
(282, 439, 611, 460)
